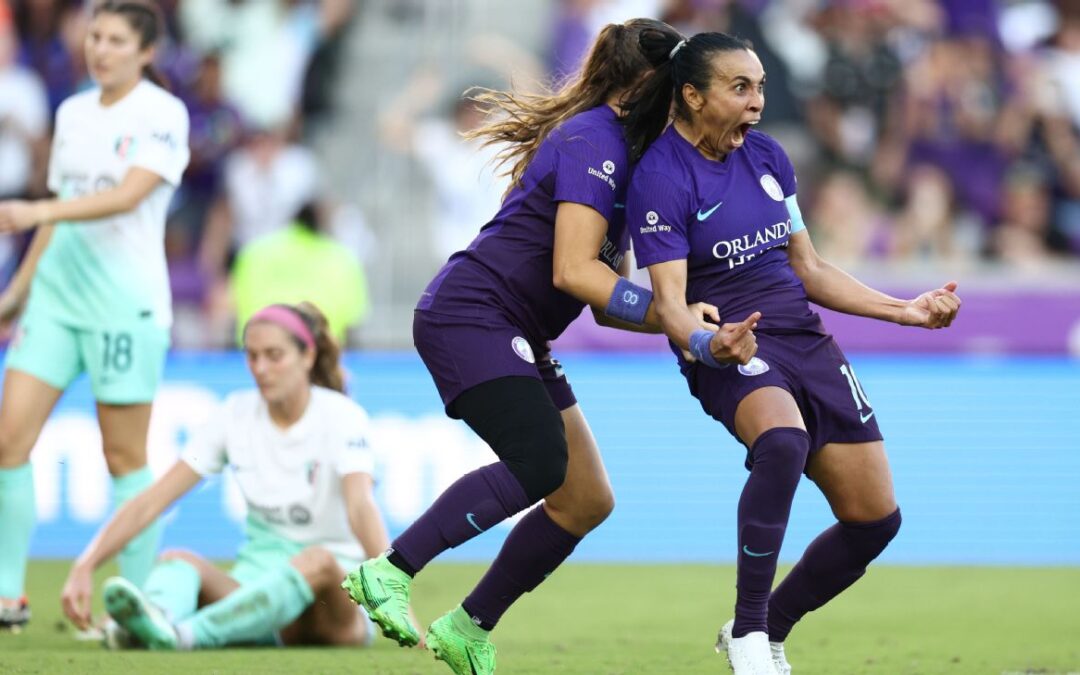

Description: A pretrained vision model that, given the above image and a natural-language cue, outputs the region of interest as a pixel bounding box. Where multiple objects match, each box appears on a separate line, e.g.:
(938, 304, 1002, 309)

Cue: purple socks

(733, 427, 810, 638)
(768, 508, 902, 642)
(391, 462, 533, 575)
(462, 505, 581, 630)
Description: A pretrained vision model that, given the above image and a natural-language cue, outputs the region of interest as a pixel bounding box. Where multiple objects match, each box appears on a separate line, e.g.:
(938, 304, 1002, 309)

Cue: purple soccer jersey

(628, 127, 882, 452)
(417, 104, 630, 346)
(628, 127, 822, 337)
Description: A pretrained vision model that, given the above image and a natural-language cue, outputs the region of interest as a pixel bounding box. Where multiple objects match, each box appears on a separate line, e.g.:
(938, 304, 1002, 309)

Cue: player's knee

(502, 419, 568, 502)
(455, 377, 568, 502)
(0, 423, 34, 466)
(579, 487, 615, 531)
(842, 507, 902, 561)
(101, 442, 146, 476)
(748, 427, 810, 479)
(292, 546, 340, 588)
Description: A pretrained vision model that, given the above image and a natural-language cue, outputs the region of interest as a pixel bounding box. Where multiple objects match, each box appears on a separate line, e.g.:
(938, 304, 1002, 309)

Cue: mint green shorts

(230, 522, 370, 647)
(5, 309, 169, 404)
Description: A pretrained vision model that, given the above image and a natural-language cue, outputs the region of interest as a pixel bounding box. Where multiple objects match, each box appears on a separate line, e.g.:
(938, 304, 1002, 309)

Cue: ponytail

(142, 64, 169, 90)
(293, 301, 346, 393)
(620, 28, 685, 161)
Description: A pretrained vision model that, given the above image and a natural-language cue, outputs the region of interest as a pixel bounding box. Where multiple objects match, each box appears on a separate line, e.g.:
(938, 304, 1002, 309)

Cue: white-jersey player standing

(0, 0, 189, 630)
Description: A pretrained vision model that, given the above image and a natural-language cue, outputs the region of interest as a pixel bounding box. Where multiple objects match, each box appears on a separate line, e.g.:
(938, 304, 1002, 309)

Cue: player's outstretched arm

(61, 461, 201, 629)
(787, 230, 961, 328)
(0, 167, 163, 233)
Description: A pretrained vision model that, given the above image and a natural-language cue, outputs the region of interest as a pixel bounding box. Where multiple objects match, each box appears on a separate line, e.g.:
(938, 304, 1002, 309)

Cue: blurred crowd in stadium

(1, 0, 1078, 348)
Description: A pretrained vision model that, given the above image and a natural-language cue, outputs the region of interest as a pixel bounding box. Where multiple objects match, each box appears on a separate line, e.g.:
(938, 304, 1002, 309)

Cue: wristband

(605, 278, 652, 325)
(689, 329, 724, 368)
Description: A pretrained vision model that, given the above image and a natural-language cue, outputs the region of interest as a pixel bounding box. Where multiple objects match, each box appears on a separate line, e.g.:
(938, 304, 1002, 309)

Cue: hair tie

(668, 39, 688, 60)
(247, 305, 316, 352)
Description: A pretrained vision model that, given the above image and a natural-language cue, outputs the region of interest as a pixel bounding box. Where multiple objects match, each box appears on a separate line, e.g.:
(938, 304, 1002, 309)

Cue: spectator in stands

(895, 3, 1026, 261)
(990, 163, 1056, 266)
(231, 201, 370, 346)
(197, 123, 319, 281)
(1034, 1, 1080, 254)
(12, 0, 84, 115)
(0, 1, 50, 288)
(178, 0, 353, 130)
(378, 35, 541, 261)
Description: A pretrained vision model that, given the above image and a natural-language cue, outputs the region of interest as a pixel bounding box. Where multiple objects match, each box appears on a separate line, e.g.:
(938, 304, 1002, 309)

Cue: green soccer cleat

(426, 609, 497, 675)
(102, 577, 177, 650)
(340, 554, 420, 647)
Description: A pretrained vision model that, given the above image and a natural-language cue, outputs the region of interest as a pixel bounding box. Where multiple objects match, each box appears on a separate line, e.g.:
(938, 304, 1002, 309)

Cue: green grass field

(1, 561, 1077, 674)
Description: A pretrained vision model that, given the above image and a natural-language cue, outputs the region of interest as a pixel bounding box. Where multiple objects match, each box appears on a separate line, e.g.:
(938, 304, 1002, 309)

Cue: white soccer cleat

(715, 619, 781, 675)
(770, 640, 792, 675)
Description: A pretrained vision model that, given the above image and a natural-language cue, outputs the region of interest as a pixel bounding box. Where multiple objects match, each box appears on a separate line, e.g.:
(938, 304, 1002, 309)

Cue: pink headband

(247, 305, 315, 352)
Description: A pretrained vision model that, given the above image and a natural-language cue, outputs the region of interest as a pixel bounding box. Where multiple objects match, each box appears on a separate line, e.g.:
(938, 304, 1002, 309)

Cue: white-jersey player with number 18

(0, 0, 189, 631)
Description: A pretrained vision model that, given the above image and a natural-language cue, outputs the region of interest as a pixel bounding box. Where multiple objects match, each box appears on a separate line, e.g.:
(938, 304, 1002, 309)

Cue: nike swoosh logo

(359, 569, 390, 609)
(697, 201, 723, 221)
(466, 512, 484, 533)
(860, 410, 875, 424)
(742, 545, 774, 557)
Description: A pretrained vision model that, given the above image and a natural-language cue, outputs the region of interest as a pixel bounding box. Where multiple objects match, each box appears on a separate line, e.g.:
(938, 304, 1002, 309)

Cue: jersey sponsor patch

(511, 336, 535, 364)
(738, 357, 770, 376)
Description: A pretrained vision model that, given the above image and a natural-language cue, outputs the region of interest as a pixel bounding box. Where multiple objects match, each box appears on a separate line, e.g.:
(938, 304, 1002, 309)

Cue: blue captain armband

(605, 278, 653, 325)
(785, 195, 806, 234)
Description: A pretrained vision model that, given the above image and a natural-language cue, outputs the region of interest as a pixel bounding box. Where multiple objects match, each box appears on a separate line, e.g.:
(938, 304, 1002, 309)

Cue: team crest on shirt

(759, 174, 784, 201)
(114, 135, 136, 159)
(738, 357, 770, 376)
(511, 336, 535, 364)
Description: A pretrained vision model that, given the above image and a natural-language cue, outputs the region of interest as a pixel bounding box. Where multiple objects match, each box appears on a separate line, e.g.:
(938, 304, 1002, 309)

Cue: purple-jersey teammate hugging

(340, 19, 718, 675)
(621, 31, 962, 675)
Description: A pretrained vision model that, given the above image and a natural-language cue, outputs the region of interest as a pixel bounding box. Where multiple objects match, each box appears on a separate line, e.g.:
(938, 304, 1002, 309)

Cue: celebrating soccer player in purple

(340, 19, 719, 675)
(622, 31, 962, 675)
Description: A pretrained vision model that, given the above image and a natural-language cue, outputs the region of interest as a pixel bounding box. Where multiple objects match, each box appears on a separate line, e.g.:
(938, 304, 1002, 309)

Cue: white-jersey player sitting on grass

(60, 302, 416, 650)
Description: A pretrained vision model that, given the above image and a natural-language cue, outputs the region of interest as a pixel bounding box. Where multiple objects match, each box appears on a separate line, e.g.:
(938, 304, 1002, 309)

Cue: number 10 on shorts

(839, 363, 872, 412)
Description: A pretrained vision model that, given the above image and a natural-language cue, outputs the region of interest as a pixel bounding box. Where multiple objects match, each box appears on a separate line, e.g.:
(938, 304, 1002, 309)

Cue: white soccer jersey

(34, 80, 189, 329)
(181, 386, 377, 564)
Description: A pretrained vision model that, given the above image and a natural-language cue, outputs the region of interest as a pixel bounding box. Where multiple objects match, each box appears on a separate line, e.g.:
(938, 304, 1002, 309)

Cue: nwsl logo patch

(738, 357, 770, 376)
(511, 336, 535, 364)
(114, 135, 136, 159)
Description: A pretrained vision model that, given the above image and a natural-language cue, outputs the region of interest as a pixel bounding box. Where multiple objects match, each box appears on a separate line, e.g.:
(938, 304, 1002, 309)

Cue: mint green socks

(0, 463, 35, 599)
(112, 466, 161, 589)
(178, 564, 315, 648)
(144, 558, 201, 623)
